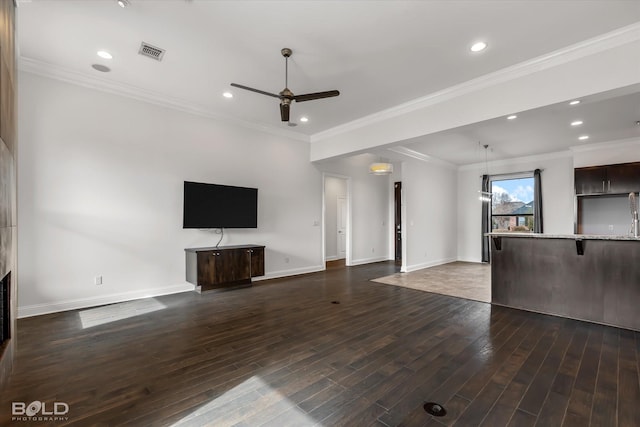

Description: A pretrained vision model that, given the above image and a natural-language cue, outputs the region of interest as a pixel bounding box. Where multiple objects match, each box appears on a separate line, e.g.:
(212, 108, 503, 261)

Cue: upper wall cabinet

(575, 162, 640, 195)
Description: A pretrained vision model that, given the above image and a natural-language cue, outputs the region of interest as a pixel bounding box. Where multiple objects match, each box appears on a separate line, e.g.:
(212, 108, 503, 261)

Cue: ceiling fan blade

(230, 83, 281, 99)
(294, 90, 340, 102)
(280, 103, 290, 122)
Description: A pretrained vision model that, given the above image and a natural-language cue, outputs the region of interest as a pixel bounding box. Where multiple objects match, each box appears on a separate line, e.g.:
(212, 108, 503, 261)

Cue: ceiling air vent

(138, 42, 165, 61)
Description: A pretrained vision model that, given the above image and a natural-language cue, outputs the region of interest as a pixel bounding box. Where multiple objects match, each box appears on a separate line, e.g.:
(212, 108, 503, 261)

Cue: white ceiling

(378, 84, 640, 165)
(16, 0, 640, 164)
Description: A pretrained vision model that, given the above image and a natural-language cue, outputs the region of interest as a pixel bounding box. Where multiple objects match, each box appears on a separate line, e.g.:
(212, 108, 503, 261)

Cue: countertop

(485, 232, 640, 241)
(185, 244, 265, 252)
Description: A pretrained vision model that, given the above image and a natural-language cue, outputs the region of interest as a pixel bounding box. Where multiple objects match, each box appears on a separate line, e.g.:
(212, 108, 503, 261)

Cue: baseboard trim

(17, 284, 194, 318)
(349, 256, 389, 266)
(457, 257, 483, 264)
(402, 257, 457, 273)
(253, 265, 326, 282)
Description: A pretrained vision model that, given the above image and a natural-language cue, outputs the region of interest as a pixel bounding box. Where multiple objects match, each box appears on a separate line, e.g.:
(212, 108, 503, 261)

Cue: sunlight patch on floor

(170, 376, 316, 426)
(78, 298, 167, 329)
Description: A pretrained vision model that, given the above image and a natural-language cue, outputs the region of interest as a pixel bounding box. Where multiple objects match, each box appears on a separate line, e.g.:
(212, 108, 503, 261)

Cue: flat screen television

(183, 181, 258, 229)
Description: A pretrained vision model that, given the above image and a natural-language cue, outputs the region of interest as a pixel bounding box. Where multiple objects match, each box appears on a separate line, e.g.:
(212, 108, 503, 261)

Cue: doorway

(323, 174, 351, 268)
(394, 181, 402, 265)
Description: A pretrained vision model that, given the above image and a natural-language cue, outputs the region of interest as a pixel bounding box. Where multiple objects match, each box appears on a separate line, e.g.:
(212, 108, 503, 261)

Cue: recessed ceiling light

(300, 116, 309, 123)
(507, 115, 517, 120)
(578, 135, 589, 140)
(97, 50, 113, 59)
(117, 0, 130, 7)
(222, 92, 233, 99)
(571, 120, 583, 126)
(569, 100, 581, 105)
(470, 41, 487, 52)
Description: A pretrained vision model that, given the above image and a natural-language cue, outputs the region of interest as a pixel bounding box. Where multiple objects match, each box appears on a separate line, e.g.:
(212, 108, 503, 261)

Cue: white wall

(316, 154, 390, 265)
(323, 176, 347, 260)
(457, 152, 575, 262)
(580, 195, 633, 235)
(18, 72, 326, 317)
(401, 159, 458, 272)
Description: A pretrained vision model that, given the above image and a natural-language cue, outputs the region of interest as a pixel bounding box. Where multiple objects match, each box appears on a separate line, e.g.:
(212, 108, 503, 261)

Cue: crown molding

(387, 146, 456, 170)
(19, 57, 310, 143)
(458, 149, 573, 172)
(569, 136, 640, 153)
(311, 22, 640, 143)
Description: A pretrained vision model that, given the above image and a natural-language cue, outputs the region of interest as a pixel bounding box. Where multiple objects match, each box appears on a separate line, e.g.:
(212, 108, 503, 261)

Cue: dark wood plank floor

(1, 261, 638, 426)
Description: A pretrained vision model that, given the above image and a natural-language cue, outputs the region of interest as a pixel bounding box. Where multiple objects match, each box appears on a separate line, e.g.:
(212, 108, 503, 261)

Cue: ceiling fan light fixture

(369, 162, 394, 175)
(222, 91, 233, 98)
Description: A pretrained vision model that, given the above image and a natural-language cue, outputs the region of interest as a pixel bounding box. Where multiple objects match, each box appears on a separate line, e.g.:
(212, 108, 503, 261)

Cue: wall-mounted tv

(183, 181, 258, 229)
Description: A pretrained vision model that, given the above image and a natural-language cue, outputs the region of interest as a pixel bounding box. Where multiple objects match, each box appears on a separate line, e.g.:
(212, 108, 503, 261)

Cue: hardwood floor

(1, 261, 638, 426)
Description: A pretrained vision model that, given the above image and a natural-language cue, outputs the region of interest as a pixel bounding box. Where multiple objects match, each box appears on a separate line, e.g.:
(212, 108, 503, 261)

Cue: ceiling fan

(231, 48, 340, 122)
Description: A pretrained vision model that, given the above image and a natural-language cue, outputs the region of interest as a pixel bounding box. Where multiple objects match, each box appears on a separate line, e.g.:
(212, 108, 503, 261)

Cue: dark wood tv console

(185, 245, 265, 292)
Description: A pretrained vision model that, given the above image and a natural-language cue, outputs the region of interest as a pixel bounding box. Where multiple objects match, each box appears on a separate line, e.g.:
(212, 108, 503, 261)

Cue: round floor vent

(424, 402, 446, 417)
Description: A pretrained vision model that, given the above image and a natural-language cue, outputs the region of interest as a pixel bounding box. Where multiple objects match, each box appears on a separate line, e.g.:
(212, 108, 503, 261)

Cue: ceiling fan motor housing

(279, 88, 294, 102)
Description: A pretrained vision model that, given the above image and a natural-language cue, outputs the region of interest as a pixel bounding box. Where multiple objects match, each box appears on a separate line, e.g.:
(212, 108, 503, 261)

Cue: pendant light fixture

(478, 144, 492, 202)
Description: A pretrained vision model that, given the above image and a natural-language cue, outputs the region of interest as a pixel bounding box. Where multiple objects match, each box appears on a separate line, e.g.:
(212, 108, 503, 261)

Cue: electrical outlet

(94, 276, 102, 286)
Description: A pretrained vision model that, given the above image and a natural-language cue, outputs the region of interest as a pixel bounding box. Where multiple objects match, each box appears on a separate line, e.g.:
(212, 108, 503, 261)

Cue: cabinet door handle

(608, 180, 610, 191)
(602, 181, 605, 192)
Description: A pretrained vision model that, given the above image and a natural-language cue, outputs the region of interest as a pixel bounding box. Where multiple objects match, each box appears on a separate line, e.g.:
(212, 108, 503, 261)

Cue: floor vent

(138, 42, 165, 61)
(424, 402, 446, 417)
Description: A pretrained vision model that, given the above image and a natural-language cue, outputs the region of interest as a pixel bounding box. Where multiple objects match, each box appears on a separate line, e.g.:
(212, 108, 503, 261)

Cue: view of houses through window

(491, 176, 535, 232)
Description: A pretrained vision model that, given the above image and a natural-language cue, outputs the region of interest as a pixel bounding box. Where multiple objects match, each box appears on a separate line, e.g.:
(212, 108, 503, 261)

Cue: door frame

(394, 181, 402, 265)
(322, 173, 352, 267)
(337, 196, 347, 259)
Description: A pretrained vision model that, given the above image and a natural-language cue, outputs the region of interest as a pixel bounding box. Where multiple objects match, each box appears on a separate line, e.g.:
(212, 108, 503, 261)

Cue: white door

(337, 196, 347, 259)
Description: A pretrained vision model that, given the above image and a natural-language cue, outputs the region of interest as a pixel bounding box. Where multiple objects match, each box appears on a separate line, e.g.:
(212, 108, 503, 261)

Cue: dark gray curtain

(481, 174, 490, 263)
(534, 169, 543, 233)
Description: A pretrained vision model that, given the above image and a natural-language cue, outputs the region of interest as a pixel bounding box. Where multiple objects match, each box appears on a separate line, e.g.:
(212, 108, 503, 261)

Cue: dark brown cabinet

(574, 166, 607, 195)
(607, 163, 640, 194)
(575, 162, 640, 195)
(250, 247, 265, 277)
(185, 245, 265, 292)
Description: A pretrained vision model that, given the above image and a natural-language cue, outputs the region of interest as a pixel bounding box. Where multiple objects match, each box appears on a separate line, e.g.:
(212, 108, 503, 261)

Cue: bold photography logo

(11, 401, 69, 422)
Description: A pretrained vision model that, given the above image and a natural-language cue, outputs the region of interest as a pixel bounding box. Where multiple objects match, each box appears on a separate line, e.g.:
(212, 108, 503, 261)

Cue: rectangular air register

(138, 42, 165, 61)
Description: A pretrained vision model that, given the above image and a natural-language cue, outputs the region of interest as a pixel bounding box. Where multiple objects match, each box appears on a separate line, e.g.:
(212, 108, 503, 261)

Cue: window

(491, 176, 535, 232)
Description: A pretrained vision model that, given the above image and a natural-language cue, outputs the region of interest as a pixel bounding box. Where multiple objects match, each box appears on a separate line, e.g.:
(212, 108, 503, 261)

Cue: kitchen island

(488, 233, 640, 331)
